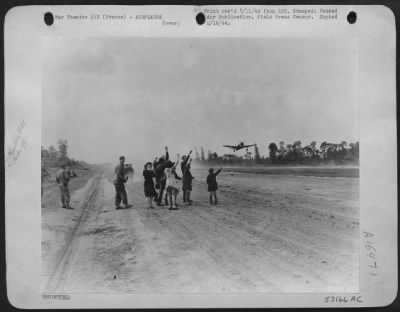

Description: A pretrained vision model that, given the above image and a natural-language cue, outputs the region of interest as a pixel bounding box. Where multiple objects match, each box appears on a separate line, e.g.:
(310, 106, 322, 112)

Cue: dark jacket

(114, 164, 127, 185)
(206, 169, 221, 191)
(154, 151, 170, 183)
(143, 169, 158, 197)
(182, 165, 194, 190)
(143, 169, 156, 186)
(180, 153, 191, 175)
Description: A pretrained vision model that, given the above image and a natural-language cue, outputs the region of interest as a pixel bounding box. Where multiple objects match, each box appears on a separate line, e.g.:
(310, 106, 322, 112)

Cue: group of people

(43, 146, 223, 210)
(113, 146, 223, 210)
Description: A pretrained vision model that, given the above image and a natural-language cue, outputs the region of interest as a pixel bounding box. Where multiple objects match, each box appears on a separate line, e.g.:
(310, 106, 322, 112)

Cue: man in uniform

(55, 164, 71, 209)
(154, 146, 171, 206)
(114, 156, 131, 209)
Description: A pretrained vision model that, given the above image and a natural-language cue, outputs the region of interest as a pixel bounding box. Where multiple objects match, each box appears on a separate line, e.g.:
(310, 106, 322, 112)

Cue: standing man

(55, 164, 71, 209)
(180, 150, 192, 175)
(155, 146, 170, 206)
(114, 156, 131, 209)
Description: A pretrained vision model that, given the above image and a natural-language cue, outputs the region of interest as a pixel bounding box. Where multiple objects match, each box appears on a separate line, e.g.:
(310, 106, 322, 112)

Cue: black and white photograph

(40, 37, 360, 293)
(4, 5, 396, 308)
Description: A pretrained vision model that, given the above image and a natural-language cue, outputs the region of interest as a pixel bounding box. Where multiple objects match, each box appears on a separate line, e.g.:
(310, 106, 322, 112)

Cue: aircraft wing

(242, 144, 256, 148)
(223, 145, 237, 149)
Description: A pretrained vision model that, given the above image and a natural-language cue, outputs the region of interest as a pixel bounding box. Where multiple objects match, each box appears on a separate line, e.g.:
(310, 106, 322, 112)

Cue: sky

(42, 37, 359, 165)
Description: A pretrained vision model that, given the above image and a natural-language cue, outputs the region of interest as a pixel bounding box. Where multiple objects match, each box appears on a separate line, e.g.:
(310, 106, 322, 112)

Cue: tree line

(193, 141, 359, 166)
(41, 139, 90, 169)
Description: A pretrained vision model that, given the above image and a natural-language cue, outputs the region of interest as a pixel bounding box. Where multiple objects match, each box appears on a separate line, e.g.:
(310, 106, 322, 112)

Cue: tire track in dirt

(183, 202, 358, 291)
(130, 174, 358, 290)
(59, 177, 141, 292)
(43, 169, 359, 293)
(123, 182, 252, 292)
(201, 189, 359, 253)
(124, 182, 321, 292)
(195, 179, 359, 291)
(44, 174, 102, 292)
(125, 174, 358, 292)
(156, 201, 324, 292)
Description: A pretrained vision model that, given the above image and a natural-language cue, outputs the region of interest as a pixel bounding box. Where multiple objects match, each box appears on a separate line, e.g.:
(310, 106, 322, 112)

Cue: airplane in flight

(223, 142, 256, 152)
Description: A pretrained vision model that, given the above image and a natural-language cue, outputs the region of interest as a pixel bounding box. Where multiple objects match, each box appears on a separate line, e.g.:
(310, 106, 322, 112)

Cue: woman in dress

(165, 154, 181, 210)
(143, 162, 158, 208)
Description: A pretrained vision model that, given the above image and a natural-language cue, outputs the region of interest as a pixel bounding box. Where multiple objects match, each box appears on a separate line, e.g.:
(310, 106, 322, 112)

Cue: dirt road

(42, 167, 359, 293)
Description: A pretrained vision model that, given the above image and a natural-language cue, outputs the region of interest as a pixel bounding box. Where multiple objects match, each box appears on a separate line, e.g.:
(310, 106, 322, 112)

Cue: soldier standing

(114, 156, 131, 209)
(55, 164, 71, 209)
(154, 147, 170, 206)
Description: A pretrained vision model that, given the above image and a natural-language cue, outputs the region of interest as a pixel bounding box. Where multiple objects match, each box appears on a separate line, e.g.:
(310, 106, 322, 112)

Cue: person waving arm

(172, 153, 180, 171)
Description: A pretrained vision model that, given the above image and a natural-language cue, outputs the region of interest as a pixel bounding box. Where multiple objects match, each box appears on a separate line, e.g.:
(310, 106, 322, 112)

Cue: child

(182, 158, 194, 205)
(143, 162, 158, 209)
(180, 150, 192, 202)
(206, 167, 222, 205)
(165, 154, 181, 210)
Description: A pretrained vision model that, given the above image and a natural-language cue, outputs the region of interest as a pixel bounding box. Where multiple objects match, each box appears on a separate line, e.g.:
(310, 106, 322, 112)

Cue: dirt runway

(41, 167, 359, 293)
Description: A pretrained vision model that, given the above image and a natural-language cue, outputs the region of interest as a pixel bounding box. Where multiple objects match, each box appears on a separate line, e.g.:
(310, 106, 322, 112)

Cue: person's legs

(214, 191, 218, 205)
(182, 189, 186, 202)
(168, 191, 172, 209)
(121, 184, 128, 206)
(164, 186, 169, 205)
(114, 184, 122, 208)
(168, 189, 178, 209)
(186, 190, 192, 205)
(157, 184, 165, 205)
(209, 191, 213, 204)
(59, 185, 66, 207)
(172, 190, 178, 209)
(64, 185, 71, 208)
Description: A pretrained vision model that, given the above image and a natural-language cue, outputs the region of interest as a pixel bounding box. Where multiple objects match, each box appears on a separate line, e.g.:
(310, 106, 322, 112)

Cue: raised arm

(182, 150, 192, 166)
(183, 157, 192, 172)
(164, 146, 169, 161)
(153, 157, 159, 168)
(215, 168, 222, 176)
(174, 171, 182, 180)
(172, 153, 180, 170)
(185, 160, 194, 179)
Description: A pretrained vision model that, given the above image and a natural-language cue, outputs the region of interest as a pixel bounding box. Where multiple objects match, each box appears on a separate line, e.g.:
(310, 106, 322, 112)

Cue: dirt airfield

(42, 166, 359, 293)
